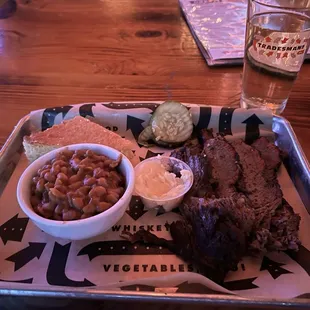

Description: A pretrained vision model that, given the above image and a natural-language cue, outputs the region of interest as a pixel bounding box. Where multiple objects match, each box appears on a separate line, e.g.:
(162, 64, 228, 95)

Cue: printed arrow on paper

(0, 278, 33, 284)
(196, 106, 212, 130)
(126, 196, 147, 221)
(103, 102, 159, 112)
(286, 245, 310, 276)
(223, 277, 258, 291)
(219, 107, 236, 136)
(139, 150, 163, 162)
(242, 114, 264, 144)
(0, 214, 29, 245)
(46, 242, 95, 287)
(156, 206, 180, 217)
(41, 106, 73, 131)
(126, 115, 145, 140)
(260, 256, 292, 280)
(79, 103, 95, 118)
(78, 240, 173, 261)
(6, 242, 46, 271)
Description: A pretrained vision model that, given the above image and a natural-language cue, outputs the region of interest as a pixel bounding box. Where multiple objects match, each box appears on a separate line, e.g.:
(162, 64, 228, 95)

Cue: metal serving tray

(0, 105, 310, 309)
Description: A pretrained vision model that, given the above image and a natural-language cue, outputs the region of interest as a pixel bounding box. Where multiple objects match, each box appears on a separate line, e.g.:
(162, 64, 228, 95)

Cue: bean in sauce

(30, 149, 125, 221)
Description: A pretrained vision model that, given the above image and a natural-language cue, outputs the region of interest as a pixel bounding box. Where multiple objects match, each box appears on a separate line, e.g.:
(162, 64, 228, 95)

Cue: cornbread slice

(23, 116, 135, 162)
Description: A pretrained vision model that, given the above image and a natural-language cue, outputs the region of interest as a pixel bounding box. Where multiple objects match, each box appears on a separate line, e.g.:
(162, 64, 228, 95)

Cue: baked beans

(30, 149, 125, 221)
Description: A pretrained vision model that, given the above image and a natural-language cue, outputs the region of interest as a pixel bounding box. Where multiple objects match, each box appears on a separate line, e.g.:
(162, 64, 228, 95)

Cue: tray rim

(0, 103, 310, 308)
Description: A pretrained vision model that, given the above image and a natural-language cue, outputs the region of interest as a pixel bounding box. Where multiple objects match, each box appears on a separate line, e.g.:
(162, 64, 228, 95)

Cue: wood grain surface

(1, 0, 309, 158)
(0, 0, 309, 309)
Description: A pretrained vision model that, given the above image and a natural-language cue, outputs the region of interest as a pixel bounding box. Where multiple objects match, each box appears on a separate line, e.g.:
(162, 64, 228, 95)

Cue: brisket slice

(251, 138, 300, 251)
(122, 222, 226, 284)
(186, 155, 213, 198)
(268, 199, 301, 251)
(252, 137, 282, 183)
(171, 134, 203, 160)
(203, 134, 240, 197)
(250, 199, 301, 252)
(171, 144, 213, 198)
(230, 139, 283, 224)
(178, 194, 255, 280)
(122, 194, 255, 284)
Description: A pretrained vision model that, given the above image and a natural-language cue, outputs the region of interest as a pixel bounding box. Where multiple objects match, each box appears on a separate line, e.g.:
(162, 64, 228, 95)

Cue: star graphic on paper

(126, 196, 147, 221)
(282, 52, 288, 58)
(260, 256, 292, 279)
(296, 38, 301, 44)
(266, 52, 273, 57)
(281, 37, 289, 44)
(265, 36, 272, 42)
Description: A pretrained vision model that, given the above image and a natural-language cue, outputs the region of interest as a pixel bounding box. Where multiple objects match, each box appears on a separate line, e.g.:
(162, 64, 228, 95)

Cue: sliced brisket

(178, 194, 255, 276)
(122, 193, 255, 284)
(250, 138, 300, 251)
(203, 135, 240, 197)
(124, 132, 301, 283)
(268, 199, 301, 251)
(252, 137, 282, 183)
(230, 139, 283, 223)
(171, 146, 213, 198)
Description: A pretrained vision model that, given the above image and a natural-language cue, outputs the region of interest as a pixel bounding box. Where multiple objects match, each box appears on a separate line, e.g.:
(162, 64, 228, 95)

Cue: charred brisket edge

(121, 227, 226, 284)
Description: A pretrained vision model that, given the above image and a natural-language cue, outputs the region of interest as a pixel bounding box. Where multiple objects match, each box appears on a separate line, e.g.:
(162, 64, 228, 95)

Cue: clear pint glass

(241, 0, 310, 114)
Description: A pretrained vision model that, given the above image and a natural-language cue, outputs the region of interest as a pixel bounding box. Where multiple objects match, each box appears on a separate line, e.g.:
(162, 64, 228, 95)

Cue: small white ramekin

(17, 143, 135, 240)
(134, 156, 193, 212)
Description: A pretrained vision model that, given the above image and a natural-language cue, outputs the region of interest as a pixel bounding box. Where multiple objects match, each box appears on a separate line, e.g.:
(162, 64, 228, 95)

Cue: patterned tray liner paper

(0, 102, 310, 299)
(179, 0, 310, 66)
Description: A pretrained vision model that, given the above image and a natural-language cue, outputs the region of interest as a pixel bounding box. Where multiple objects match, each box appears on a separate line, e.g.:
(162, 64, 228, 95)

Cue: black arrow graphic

(6, 242, 46, 271)
(78, 240, 173, 261)
(103, 102, 159, 112)
(156, 206, 180, 217)
(0, 278, 33, 284)
(196, 106, 212, 130)
(41, 105, 73, 131)
(0, 214, 29, 245)
(223, 277, 258, 291)
(242, 114, 264, 144)
(126, 115, 145, 140)
(46, 242, 95, 287)
(139, 150, 164, 162)
(79, 103, 95, 118)
(126, 196, 147, 221)
(219, 107, 236, 136)
(260, 256, 292, 279)
(286, 245, 310, 276)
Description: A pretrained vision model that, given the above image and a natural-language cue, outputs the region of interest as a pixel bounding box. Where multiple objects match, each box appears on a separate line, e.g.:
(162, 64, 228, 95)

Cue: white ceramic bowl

(134, 156, 193, 212)
(17, 143, 135, 240)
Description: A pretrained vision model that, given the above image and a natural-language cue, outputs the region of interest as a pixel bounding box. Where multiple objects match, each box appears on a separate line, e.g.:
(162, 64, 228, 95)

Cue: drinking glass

(240, 0, 310, 114)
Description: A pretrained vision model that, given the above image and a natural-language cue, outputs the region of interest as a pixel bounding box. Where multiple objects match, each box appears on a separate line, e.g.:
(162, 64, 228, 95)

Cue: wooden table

(1, 0, 310, 157)
(0, 1, 309, 309)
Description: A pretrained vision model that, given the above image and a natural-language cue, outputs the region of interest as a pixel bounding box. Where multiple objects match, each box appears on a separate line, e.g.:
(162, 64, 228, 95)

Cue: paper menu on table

(179, 0, 310, 66)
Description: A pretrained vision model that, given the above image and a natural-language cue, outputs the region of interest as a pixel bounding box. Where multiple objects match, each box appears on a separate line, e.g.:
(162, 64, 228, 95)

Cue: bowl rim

(17, 143, 135, 227)
(134, 155, 193, 202)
